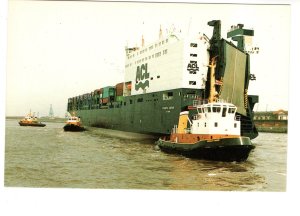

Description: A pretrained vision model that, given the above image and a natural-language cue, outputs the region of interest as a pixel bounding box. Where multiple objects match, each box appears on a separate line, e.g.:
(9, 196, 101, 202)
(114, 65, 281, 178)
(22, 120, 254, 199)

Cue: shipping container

(101, 97, 109, 104)
(115, 82, 124, 96)
(102, 86, 115, 98)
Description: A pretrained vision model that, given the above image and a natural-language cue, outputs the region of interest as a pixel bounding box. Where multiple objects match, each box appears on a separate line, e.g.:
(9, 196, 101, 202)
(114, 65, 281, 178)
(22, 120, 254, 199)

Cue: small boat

(156, 57, 255, 162)
(19, 115, 46, 127)
(63, 116, 85, 132)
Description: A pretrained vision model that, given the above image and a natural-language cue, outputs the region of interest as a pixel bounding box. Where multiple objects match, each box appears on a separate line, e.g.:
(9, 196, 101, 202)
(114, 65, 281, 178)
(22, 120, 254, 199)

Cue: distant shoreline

(6, 116, 66, 123)
(6, 116, 288, 133)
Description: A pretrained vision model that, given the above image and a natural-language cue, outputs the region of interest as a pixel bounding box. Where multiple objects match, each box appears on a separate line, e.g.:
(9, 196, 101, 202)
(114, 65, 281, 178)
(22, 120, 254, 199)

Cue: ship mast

(159, 25, 163, 40)
(208, 57, 217, 103)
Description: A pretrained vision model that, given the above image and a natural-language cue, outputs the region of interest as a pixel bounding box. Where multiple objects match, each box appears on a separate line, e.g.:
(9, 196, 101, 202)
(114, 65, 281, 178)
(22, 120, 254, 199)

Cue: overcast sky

(4, 0, 291, 117)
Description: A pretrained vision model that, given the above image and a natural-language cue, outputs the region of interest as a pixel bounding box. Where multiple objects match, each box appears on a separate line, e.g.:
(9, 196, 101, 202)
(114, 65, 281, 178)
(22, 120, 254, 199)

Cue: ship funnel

(177, 111, 190, 134)
(227, 23, 254, 51)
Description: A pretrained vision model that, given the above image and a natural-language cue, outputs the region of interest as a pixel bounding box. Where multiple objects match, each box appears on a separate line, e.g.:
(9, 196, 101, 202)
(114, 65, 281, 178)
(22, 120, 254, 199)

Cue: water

(4, 119, 287, 191)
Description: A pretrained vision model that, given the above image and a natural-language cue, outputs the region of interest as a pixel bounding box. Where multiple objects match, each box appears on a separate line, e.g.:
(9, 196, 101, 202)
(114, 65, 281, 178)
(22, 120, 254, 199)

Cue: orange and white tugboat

(19, 113, 46, 127)
(63, 114, 85, 132)
(156, 58, 255, 162)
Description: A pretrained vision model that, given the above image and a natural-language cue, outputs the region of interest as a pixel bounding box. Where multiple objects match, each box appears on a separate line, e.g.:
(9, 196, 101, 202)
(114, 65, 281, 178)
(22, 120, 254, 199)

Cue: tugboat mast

(208, 57, 217, 103)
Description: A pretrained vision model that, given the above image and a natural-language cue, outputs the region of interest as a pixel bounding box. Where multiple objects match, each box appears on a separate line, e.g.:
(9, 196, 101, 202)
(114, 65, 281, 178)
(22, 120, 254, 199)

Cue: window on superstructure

(163, 49, 168, 55)
(163, 92, 173, 100)
(234, 123, 237, 128)
(166, 39, 168, 43)
(190, 54, 197, 57)
(212, 105, 221, 113)
(214, 122, 218, 127)
(222, 107, 227, 117)
(207, 107, 211, 113)
(155, 52, 161, 58)
(228, 107, 236, 114)
(189, 81, 196, 85)
(190, 43, 198, 47)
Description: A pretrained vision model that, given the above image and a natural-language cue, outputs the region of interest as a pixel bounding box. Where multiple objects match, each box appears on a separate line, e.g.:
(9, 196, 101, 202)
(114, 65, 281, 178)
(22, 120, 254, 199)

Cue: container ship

(67, 20, 259, 140)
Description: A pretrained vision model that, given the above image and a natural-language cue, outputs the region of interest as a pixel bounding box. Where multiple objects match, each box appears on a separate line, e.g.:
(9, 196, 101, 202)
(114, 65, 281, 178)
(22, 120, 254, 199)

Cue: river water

(4, 119, 287, 191)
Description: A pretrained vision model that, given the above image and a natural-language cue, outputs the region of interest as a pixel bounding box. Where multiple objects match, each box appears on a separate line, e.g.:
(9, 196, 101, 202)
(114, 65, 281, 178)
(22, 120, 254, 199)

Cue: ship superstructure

(67, 20, 259, 139)
(124, 32, 210, 96)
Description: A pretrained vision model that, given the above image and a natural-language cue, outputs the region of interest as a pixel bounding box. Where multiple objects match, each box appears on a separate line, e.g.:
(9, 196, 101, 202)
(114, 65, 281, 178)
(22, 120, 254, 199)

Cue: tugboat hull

(19, 122, 46, 127)
(63, 124, 85, 132)
(157, 137, 254, 162)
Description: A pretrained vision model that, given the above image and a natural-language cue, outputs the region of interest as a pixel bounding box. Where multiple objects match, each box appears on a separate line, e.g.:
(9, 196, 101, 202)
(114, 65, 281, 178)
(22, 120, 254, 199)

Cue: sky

(4, 0, 291, 117)
(1, 1, 300, 216)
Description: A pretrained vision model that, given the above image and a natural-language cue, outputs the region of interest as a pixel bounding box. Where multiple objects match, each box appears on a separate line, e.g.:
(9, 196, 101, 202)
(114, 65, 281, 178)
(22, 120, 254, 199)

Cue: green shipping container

(102, 86, 115, 98)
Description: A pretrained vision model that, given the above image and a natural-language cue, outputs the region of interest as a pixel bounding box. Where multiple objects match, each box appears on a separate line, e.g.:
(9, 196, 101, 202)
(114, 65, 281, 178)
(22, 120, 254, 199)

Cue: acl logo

(135, 63, 150, 91)
(187, 60, 199, 74)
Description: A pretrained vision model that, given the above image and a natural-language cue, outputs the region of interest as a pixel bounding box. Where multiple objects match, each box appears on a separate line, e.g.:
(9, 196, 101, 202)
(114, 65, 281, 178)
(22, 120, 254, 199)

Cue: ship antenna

(142, 35, 145, 47)
(187, 17, 192, 36)
(159, 25, 163, 40)
(208, 56, 218, 103)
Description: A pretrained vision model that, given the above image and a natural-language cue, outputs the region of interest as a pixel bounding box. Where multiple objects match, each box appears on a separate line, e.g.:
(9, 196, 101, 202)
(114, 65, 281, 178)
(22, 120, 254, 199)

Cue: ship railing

(172, 125, 178, 134)
(184, 128, 191, 134)
(193, 98, 231, 107)
(215, 98, 229, 103)
(192, 99, 208, 107)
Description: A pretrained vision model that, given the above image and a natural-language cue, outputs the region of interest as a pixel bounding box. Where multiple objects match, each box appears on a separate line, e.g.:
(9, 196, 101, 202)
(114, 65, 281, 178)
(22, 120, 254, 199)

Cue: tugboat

(19, 114, 46, 127)
(156, 58, 255, 162)
(63, 115, 85, 132)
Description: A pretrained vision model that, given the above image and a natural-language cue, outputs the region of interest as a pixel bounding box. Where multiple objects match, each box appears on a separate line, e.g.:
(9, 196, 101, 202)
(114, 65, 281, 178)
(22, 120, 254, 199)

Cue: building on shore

(253, 109, 288, 133)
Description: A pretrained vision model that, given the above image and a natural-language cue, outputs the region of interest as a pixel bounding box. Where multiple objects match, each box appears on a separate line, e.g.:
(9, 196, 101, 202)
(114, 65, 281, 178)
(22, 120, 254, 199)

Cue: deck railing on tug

(192, 99, 229, 107)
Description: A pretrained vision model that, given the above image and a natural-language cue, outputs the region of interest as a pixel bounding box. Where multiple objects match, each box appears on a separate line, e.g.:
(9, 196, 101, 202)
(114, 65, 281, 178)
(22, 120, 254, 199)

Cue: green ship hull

(72, 88, 258, 139)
